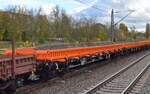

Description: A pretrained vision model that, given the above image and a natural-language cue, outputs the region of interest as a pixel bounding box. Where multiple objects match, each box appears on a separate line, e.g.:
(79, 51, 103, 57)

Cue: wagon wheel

(80, 56, 88, 65)
(0, 91, 7, 94)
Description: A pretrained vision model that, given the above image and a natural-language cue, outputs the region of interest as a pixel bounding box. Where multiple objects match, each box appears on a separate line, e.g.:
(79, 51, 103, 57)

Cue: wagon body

(0, 55, 35, 80)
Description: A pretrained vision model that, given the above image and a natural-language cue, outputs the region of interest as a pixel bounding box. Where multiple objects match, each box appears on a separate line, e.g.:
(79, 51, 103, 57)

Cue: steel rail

(121, 63, 150, 94)
(83, 52, 150, 94)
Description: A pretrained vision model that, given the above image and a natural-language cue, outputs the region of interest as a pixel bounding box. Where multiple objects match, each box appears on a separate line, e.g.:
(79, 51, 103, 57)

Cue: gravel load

(29, 50, 150, 94)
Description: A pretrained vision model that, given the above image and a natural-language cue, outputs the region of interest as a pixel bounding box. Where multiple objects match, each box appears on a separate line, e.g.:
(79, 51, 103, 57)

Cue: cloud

(115, 0, 150, 31)
(112, 0, 121, 3)
(41, 3, 56, 14)
(72, 0, 98, 14)
(1, 0, 149, 31)
(0, 0, 56, 14)
(0, 0, 41, 9)
(94, 0, 150, 31)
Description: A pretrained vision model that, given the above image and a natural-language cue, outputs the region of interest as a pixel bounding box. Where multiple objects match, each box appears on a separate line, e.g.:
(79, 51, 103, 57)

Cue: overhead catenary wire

(114, 10, 135, 25)
(74, 0, 108, 13)
(74, 0, 135, 23)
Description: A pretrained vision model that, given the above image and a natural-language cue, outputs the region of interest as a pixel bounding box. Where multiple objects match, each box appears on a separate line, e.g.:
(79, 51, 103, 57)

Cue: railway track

(122, 63, 150, 94)
(83, 52, 150, 94)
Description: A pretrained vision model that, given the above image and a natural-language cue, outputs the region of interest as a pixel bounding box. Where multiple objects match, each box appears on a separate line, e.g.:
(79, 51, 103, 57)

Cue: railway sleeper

(102, 86, 125, 90)
(96, 90, 119, 94)
(100, 87, 123, 93)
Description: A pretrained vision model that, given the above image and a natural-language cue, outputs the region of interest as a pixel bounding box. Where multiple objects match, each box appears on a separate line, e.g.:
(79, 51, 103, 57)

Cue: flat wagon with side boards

(0, 55, 35, 93)
(2, 41, 150, 94)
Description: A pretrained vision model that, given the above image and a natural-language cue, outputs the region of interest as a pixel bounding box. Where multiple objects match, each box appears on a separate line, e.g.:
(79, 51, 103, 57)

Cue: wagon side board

(0, 55, 36, 80)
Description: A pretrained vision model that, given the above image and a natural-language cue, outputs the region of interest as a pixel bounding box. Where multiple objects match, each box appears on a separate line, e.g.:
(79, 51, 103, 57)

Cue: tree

(130, 26, 137, 41)
(119, 23, 128, 32)
(1, 6, 110, 43)
(119, 23, 129, 40)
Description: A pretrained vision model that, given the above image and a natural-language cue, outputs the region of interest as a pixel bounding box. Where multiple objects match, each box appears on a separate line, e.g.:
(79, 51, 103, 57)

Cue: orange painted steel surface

(35, 44, 124, 61)
(4, 41, 150, 62)
(4, 48, 35, 55)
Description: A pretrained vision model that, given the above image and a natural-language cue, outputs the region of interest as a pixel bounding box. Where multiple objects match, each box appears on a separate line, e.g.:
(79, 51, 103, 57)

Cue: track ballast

(83, 52, 150, 94)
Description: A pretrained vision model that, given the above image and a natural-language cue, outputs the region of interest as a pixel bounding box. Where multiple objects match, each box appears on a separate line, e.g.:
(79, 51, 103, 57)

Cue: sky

(0, 0, 150, 31)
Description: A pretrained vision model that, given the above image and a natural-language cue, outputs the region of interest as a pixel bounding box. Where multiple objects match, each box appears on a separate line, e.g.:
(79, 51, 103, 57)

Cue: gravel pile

(29, 50, 150, 94)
